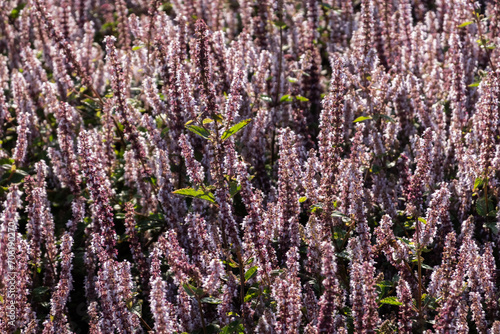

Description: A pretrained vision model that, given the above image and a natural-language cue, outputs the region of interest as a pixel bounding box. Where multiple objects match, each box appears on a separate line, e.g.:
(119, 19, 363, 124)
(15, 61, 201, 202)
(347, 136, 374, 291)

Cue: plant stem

(484, 175, 489, 220)
(186, 284, 208, 334)
(237, 248, 246, 318)
(196, 296, 208, 334)
(473, 10, 497, 72)
(415, 216, 423, 331)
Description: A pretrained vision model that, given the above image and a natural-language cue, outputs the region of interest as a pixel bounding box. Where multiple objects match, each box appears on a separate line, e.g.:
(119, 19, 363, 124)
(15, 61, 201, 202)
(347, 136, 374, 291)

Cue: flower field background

(0, 0, 500, 333)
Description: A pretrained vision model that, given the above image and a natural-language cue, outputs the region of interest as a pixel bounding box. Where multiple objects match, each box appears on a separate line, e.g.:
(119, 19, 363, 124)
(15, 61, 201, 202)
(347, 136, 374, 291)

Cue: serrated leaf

(296, 95, 309, 102)
(244, 266, 258, 281)
(186, 125, 211, 139)
(173, 188, 216, 203)
(379, 296, 402, 306)
(353, 115, 372, 123)
(476, 197, 494, 217)
(221, 119, 252, 141)
(458, 21, 473, 28)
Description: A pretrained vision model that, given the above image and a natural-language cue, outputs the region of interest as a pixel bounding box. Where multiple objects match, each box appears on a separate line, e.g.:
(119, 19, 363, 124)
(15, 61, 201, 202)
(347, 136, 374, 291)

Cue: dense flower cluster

(0, 0, 499, 333)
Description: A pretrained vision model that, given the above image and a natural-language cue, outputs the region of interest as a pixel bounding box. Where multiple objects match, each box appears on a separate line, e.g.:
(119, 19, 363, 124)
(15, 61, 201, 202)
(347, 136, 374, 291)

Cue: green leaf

(182, 283, 204, 297)
(310, 203, 323, 213)
(296, 95, 309, 102)
(201, 297, 222, 304)
(473, 177, 484, 191)
(270, 269, 285, 276)
(229, 181, 241, 198)
(484, 221, 498, 235)
(468, 82, 480, 87)
(260, 94, 272, 103)
(287, 77, 298, 83)
(173, 188, 216, 203)
(244, 266, 258, 281)
(458, 21, 473, 28)
(212, 113, 224, 123)
(299, 196, 307, 203)
(379, 296, 402, 306)
(332, 211, 349, 219)
(202, 118, 214, 124)
(273, 20, 287, 29)
(0, 158, 14, 165)
(160, 127, 169, 138)
(186, 125, 211, 139)
(353, 115, 372, 123)
(280, 94, 293, 102)
(227, 261, 239, 268)
(220, 320, 245, 334)
(476, 197, 494, 217)
(9, 3, 26, 20)
(418, 217, 427, 225)
(0, 170, 27, 186)
(244, 288, 259, 302)
(221, 119, 252, 141)
(477, 39, 489, 46)
(421, 263, 433, 270)
(32, 286, 50, 299)
(380, 114, 396, 123)
(132, 45, 144, 51)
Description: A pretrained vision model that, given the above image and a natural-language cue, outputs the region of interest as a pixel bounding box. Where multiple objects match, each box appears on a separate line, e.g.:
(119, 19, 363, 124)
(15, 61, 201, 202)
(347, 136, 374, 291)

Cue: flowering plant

(0, 0, 499, 333)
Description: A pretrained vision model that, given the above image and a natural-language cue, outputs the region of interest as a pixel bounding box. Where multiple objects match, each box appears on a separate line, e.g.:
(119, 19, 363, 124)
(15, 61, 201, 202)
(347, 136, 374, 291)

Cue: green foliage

(221, 119, 252, 141)
(186, 125, 211, 140)
(378, 296, 402, 306)
(173, 188, 216, 203)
